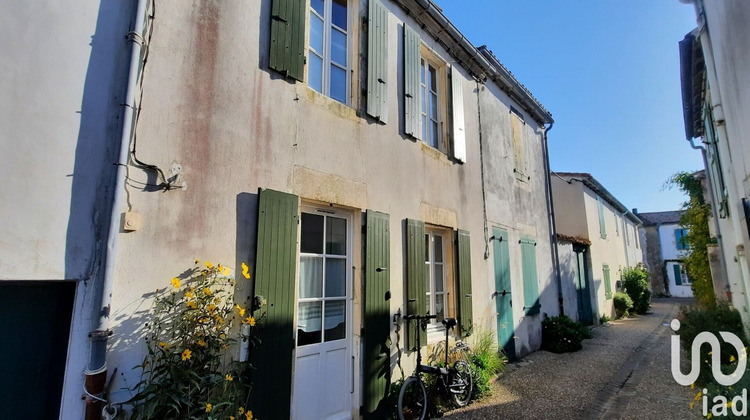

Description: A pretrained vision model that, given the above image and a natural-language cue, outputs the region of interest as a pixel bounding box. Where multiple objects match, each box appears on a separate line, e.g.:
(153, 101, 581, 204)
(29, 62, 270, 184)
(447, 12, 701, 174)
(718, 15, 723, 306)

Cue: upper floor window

(308, 0, 349, 103)
(511, 107, 527, 180)
(421, 58, 440, 149)
(403, 25, 467, 162)
(675, 228, 689, 250)
(597, 196, 607, 239)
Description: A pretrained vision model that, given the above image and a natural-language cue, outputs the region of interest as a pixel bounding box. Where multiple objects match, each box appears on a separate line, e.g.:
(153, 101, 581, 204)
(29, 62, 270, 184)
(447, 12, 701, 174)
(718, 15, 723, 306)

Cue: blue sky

(433, 0, 703, 212)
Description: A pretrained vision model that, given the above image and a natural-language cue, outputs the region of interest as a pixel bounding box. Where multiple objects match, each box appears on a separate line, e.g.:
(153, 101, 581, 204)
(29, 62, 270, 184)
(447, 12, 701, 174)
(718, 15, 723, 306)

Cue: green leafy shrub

(542, 314, 591, 353)
(613, 292, 634, 318)
(678, 303, 747, 386)
(622, 265, 651, 314)
(129, 261, 255, 419)
(599, 314, 611, 324)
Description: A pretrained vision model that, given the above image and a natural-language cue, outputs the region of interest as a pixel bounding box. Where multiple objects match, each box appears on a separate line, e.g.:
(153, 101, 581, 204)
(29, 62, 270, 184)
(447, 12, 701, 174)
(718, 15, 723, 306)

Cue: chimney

(632, 208, 638, 214)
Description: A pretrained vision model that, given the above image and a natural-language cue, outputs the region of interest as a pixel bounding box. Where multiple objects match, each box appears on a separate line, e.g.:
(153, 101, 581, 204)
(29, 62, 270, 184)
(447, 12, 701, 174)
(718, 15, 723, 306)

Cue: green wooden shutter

(520, 236, 540, 315)
(674, 264, 683, 286)
(456, 229, 473, 336)
(269, 0, 305, 81)
(403, 25, 421, 140)
(367, 0, 388, 123)
(249, 188, 299, 419)
(603, 264, 612, 299)
(406, 219, 426, 350)
(597, 197, 607, 239)
(363, 210, 391, 418)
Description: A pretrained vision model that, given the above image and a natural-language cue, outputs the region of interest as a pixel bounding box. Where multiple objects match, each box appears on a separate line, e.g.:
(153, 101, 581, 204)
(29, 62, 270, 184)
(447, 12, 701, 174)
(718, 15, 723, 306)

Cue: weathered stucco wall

(557, 241, 581, 322)
(105, 0, 553, 409)
(0, 2, 136, 418)
(551, 177, 588, 238)
(641, 225, 667, 295)
(480, 80, 558, 357)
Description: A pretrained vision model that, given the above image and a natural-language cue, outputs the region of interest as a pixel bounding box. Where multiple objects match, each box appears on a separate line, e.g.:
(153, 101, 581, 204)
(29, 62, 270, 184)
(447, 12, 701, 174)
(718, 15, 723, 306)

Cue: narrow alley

(447, 298, 700, 419)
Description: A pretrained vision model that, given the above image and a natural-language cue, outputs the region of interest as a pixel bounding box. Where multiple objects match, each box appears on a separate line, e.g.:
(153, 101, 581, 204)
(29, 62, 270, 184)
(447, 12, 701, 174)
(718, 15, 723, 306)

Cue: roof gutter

(84, 0, 149, 418)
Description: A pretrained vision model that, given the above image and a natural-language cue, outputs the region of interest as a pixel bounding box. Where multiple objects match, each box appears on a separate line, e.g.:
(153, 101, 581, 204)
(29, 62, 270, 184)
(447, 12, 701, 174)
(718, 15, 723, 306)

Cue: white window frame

(307, 0, 350, 104)
(424, 228, 450, 340)
(418, 46, 449, 154)
(296, 206, 353, 347)
(420, 58, 440, 149)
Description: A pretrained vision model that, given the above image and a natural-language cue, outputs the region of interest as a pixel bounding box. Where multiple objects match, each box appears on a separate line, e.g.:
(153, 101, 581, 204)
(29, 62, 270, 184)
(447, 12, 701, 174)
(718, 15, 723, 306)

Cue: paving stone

(445, 298, 702, 419)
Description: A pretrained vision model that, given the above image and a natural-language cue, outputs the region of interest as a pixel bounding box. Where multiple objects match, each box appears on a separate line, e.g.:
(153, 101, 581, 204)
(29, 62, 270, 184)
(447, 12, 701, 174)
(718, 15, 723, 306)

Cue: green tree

(665, 172, 716, 307)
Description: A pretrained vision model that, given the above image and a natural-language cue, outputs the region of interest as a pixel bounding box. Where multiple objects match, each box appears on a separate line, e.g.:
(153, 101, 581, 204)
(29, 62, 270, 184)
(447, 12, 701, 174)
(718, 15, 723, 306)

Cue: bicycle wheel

(448, 360, 473, 407)
(398, 375, 427, 420)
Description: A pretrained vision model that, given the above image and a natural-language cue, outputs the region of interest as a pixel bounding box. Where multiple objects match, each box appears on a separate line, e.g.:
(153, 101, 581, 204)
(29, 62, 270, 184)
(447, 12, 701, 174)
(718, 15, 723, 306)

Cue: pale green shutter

(674, 264, 683, 285)
(456, 229, 473, 336)
(520, 236, 540, 315)
(269, 0, 306, 81)
(363, 210, 391, 418)
(250, 189, 299, 419)
(406, 219, 426, 349)
(451, 66, 466, 163)
(598, 197, 607, 239)
(403, 25, 421, 140)
(367, 0, 389, 123)
(603, 264, 612, 299)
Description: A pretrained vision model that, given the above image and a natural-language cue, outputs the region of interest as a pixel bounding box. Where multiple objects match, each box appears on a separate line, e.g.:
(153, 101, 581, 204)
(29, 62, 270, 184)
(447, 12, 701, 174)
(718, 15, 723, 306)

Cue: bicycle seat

(441, 317, 457, 328)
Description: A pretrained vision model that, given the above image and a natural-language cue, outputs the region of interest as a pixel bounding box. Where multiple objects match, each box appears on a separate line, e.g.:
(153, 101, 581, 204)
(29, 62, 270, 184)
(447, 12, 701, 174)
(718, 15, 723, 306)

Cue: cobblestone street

(447, 298, 701, 420)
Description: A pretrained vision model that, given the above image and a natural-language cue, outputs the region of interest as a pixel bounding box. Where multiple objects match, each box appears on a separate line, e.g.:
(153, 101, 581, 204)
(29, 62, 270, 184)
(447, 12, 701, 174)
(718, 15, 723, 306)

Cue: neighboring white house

(552, 172, 644, 323)
(679, 0, 750, 326)
(636, 211, 693, 298)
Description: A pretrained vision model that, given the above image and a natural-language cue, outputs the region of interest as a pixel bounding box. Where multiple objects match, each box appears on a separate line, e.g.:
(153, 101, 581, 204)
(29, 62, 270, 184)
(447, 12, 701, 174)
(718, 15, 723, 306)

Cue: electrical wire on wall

(125, 0, 177, 194)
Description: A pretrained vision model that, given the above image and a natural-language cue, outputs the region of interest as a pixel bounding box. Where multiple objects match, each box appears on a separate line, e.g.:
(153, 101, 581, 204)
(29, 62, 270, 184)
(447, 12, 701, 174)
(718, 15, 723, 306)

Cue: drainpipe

(475, 80, 491, 260)
(84, 0, 148, 418)
(542, 122, 563, 315)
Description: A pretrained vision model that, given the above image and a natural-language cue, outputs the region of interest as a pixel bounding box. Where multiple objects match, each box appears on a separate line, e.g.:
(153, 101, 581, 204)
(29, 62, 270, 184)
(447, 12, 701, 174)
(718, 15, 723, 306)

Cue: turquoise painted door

(492, 227, 515, 360)
(573, 246, 593, 325)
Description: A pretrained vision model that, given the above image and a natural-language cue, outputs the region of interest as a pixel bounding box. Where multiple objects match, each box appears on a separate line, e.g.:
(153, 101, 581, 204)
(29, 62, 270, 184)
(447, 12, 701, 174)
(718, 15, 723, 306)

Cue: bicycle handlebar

(404, 313, 438, 321)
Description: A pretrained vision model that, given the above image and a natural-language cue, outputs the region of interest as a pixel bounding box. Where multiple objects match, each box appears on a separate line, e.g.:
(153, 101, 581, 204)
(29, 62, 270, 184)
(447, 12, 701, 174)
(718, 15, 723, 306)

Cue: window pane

(330, 65, 346, 103)
(326, 217, 347, 255)
(434, 236, 443, 263)
(299, 256, 323, 298)
(421, 84, 427, 113)
(431, 122, 438, 147)
(434, 264, 444, 292)
(424, 234, 430, 262)
(301, 213, 324, 254)
(308, 53, 323, 94)
(331, 28, 347, 66)
(430, 92, 438, 118)
(325, 258, 346, 297)
(434, 294, 444, 321)
(332, 0, 347, 30)
(297, 302, 322, 346)
(311, 0, 324, 16)
(324, 300, 346, 341)
(421, 60, 425, 84)
(422, 117, 427, 142)
(429, 65, 437, 92)
(309, 14, 324, 53)
(425, 262, 430, 293)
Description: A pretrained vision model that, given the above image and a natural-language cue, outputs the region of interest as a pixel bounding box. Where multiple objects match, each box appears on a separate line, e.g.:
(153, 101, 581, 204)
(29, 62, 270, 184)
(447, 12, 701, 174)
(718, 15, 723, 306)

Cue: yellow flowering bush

(129, 261, 255, 419)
